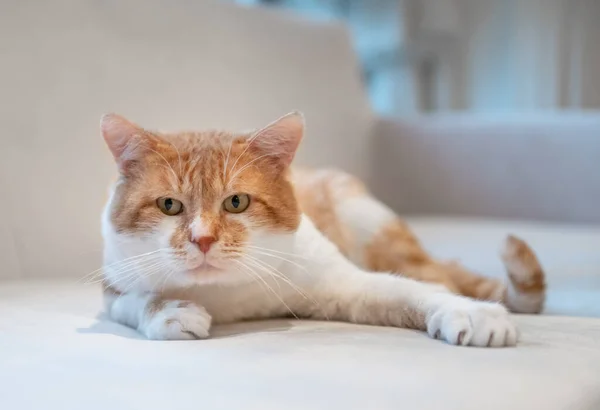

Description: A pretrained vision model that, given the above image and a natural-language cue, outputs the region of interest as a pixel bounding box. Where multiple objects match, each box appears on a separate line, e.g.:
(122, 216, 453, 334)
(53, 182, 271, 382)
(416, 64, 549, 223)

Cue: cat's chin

(185, 262, 225, 276)
(179, 263, 249, 286)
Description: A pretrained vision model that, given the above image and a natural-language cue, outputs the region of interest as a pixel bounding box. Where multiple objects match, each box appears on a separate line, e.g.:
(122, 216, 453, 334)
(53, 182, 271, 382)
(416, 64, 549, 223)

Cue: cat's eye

(223, 194, 250, 214)
(157, 197, 184, 216)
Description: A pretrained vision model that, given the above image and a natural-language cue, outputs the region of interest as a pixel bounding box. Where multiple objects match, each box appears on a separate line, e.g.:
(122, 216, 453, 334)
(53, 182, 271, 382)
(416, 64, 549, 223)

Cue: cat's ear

(100, 113, 155, 171)
(250, 111, 304, 169)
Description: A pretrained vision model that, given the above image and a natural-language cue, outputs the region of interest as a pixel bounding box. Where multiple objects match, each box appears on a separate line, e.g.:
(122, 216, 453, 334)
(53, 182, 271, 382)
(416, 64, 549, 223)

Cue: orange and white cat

(101, 112, 545, 347)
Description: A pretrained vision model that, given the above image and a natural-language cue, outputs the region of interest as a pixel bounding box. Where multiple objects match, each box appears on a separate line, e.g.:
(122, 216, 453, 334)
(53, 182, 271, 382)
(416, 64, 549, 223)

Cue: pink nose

(194, 236, 216, 254)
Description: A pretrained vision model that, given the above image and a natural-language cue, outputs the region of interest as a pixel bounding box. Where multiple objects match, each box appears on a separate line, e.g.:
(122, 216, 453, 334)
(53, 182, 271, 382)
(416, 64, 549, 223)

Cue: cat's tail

(443, 235, 546, 314)
(499, 235, 546, 314)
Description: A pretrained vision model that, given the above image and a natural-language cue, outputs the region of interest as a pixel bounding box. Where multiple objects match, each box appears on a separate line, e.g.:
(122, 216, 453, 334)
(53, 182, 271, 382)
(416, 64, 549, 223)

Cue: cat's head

(101, 112, 303, 289)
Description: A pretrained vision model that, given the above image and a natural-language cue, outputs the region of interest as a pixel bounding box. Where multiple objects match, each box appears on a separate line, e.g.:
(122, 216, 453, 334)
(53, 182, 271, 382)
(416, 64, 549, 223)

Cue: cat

(100, 111, 545, 347)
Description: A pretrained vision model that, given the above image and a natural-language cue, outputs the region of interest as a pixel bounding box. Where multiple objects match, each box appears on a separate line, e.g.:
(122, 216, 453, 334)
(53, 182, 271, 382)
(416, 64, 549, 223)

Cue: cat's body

(101, 112, 545, 346)
(293, 168, 545, 314)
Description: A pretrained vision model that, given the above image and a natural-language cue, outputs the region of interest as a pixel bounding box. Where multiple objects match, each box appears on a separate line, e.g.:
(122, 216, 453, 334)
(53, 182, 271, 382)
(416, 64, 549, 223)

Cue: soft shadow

(209, 319, 296, 339)
(77, 313, 145, 340)
(77, 313, 295, 340)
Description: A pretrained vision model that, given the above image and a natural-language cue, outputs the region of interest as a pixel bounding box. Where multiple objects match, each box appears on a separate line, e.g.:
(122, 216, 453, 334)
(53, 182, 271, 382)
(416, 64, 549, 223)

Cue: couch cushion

(372, 115, 600, 224)
(0, 280, 599, 410)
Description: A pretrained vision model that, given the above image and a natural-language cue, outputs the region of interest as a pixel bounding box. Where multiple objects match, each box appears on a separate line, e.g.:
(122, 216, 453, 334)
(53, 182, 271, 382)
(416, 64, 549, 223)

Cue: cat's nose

(194, 236, 216, 254)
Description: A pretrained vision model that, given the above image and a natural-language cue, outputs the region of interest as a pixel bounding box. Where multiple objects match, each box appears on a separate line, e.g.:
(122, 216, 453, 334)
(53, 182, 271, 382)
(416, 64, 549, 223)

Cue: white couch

(1, 1, 599, 409)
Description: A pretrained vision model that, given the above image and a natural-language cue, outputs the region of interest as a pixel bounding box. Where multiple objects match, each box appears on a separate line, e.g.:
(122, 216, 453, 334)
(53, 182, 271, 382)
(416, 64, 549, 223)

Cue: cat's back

(291, 167, 367, 257)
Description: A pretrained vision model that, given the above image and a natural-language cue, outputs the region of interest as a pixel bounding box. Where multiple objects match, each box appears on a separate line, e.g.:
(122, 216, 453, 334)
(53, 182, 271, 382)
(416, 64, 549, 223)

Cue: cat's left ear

(100, 113, 160, 174)
(250, 111, 304, 169)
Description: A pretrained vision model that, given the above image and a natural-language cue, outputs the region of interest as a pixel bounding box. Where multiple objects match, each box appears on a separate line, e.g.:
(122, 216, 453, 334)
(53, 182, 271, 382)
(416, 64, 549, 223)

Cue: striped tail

(500, 235, 546, 313)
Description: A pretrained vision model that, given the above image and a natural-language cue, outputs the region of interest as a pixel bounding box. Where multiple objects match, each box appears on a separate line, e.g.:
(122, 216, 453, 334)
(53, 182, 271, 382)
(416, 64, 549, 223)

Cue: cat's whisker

(83, 255, 165, 285)
(82, 262, 135, 284)
(112, 264, 164, 304)
(150, 264, 176, 294)
(159, 268, 177, 292)
(243, 254, 308, 298)
(104, 254, 164, 274)
(98, 267, 155, 292)
(97, 258, 167, 288)
(118, 275, 143, 295)
(121, 261, 169, 294)
(79, 249, 167, 283)
(231, 259, 299, 320)
(241, 254, 327, 319)
(246, 249, 309, 273)
(242, 258, 291, 297)
(230, 259, 274, 293)
(220, 244, 310, 262)
(218, 244, 311, 272)
(247, 255, 318, 305)
(243, 245, 314, 261)
(240, 255, 283, 291)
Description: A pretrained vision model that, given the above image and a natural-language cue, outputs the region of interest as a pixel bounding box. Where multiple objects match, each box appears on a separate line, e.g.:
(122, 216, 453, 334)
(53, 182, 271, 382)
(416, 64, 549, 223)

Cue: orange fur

(294, 168, 546, 314)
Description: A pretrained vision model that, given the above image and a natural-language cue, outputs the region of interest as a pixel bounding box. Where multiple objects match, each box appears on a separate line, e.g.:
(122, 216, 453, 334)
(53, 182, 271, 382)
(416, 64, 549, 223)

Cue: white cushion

(1, 280, 599, 410)
(2, 217, 599, 408)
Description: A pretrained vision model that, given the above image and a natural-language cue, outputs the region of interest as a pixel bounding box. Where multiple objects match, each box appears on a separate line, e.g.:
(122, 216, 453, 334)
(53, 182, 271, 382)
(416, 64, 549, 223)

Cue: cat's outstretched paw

(427, 300, 517, 347)
(142, 300, 212, 340)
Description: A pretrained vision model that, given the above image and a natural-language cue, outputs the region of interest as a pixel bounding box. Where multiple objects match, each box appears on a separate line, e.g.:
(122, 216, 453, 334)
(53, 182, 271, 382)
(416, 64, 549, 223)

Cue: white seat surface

(1, 218, 600, 410)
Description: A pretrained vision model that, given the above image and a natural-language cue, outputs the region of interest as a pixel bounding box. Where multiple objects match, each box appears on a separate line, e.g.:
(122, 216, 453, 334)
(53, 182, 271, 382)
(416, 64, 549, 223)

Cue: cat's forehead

(163, 129, 246, 153)
(145, 129, 260, 195)
(157, 130, 250, 176)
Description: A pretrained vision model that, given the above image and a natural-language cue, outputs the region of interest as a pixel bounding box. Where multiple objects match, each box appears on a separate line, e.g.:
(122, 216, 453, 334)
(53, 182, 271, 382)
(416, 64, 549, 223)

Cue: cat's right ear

(100, 114, 152, 172)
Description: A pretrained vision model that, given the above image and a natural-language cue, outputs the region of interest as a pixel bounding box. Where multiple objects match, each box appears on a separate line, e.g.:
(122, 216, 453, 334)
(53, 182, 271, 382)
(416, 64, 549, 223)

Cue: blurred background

(1, 0, 600, 282)
(231, 0, 600, 116)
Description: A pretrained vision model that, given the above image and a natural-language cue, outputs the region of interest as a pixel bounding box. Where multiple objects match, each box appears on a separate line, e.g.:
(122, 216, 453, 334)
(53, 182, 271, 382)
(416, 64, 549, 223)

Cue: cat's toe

(429, 301, 517, 347)
(468, 303, 517, 347)
(142, 301, 212, 340)
(428, 307, 471, 345)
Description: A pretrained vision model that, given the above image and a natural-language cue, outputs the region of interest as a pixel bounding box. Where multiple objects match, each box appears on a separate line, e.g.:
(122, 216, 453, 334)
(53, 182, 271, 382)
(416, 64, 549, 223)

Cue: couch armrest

(368, 114, 600, 224)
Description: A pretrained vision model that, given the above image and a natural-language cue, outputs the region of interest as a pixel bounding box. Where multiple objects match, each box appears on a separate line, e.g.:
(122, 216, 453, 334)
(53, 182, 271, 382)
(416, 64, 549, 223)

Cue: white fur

(103, 197, 518, 347)
(335, 195, 397, 265)
(189, 216, 210, 240)
(142, 301, 212, 340)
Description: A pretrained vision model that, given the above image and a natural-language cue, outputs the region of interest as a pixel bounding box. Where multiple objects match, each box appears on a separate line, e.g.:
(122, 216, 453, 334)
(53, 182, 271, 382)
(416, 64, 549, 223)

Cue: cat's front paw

(141, 300, 212, 340)
(427, 300, 517, 347)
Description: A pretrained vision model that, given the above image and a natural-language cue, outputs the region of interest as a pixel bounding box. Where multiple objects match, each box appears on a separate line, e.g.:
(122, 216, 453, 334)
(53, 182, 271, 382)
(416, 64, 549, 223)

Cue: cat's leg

(301, 256, 518, 347)
(323, 170, 545, 314)
(290, 219, 517, 347)
(103, 286, 212, 340)
(362, 219, 545, 314)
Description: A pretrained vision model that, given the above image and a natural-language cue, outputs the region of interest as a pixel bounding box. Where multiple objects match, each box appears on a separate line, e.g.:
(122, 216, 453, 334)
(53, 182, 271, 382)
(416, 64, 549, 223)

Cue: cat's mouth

(186, 260, 224, 275)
